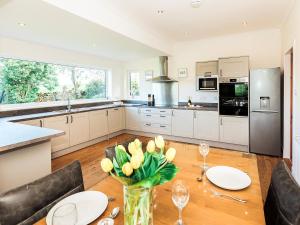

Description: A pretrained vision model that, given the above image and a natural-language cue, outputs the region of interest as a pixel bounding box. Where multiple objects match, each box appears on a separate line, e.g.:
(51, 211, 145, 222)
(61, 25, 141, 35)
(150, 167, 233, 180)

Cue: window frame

(0, 57, 110, 104)
(128, 71, 141, 97)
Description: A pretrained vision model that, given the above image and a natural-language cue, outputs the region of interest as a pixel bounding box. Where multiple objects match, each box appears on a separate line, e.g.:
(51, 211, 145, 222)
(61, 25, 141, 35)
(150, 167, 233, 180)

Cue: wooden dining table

(35, 144, 266, 225)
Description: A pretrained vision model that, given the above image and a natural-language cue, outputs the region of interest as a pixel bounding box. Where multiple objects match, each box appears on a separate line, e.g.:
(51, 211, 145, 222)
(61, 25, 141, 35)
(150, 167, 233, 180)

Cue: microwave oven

(197, 75, 218, 91)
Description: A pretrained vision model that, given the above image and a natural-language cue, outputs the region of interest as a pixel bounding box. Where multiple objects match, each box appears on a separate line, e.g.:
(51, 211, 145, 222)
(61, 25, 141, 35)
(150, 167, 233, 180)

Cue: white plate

(46, 191, 108, 225)
(206, 166, 251, 190)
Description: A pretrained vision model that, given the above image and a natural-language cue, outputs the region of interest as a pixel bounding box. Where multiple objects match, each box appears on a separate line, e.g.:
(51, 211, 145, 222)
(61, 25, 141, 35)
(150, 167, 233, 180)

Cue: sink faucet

(67, 96, 71, 112)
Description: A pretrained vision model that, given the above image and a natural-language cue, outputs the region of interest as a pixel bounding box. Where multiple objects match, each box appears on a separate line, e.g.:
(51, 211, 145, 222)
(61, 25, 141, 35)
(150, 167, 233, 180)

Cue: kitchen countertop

(0, 102, 218, 153)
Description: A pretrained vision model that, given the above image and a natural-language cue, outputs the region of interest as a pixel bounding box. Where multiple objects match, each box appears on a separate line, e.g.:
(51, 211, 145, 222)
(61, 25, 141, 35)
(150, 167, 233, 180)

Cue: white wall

(124, 29, 282, 103)
(0, 37, 125, 99)
(281, 0, 300, 184)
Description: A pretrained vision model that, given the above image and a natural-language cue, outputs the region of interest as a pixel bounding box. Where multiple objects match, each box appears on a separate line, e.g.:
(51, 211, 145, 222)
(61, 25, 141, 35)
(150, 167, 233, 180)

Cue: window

(129, 71, 140, 97)
(0, 58, 108, 104)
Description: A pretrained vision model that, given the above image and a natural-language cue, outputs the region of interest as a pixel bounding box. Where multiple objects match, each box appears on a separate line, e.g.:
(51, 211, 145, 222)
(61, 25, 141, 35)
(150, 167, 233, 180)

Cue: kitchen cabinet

(43, 115, 70, 152)
(196, 61, 218, 76)
(108, 107, 125, 133)
(194, 111, 219, 141)
(171, 109, 194, 138)
(125, 107, 142, 131)
(69, 112, 90, 146)
(219, 116, 249, 145)
(19, 119, 42, 127)
(89, 110, 108, 140)
(219, 56, 249, 78)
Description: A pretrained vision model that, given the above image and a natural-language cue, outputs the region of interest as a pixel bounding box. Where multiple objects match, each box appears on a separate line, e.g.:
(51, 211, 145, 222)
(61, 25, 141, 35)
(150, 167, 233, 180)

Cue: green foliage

(0, 59, 58, 103)
(130, 80, 140, 96)
(82, 79, 106, 99)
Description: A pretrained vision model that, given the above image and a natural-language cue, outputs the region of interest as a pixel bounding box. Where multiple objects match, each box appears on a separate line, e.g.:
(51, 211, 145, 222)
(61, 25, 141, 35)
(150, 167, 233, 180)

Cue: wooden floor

(52, 133, 281, 202)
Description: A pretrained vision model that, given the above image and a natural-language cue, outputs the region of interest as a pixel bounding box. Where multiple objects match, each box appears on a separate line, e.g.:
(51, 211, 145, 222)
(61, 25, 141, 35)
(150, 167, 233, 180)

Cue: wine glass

(52, 203, 78, 225)
(172, 180, 189, 225)
(199, 142, 210, 171)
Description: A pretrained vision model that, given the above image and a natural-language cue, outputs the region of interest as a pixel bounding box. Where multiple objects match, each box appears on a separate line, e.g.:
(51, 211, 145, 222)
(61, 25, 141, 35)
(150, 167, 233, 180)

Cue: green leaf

(131, 173, 161, 188)
(112, 158, 125, 177)
(158, 163, 179, 185)
(110, 172, 135, 186)
(115, 146, 130, 167)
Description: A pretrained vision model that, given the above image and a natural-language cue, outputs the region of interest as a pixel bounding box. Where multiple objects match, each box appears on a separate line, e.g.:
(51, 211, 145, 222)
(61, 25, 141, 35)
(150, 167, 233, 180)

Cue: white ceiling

(103, 0, 294, 41)
(0, 0, 166, 62)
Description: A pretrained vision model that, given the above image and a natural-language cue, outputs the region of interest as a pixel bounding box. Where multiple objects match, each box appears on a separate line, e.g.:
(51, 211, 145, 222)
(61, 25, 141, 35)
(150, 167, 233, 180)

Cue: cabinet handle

(146, 115, 151, 117)
(145, 123, 151, 126)
(220, 69, 223, 77)
(171, 110, 174, 116)
(145, 109, 151, 112)
(160, 125, 166, 128)
(160, 110, 166, 113)
(193, 111, 196, 119)
(114, 108, 119, 111)
(220, 118, 223, 125)
(66, 116, 69, 124)
(39, 120, 43, 127)
(71, 115, 73, 123)
(160, 115, 166, 118)
(106, 110, 108, 116)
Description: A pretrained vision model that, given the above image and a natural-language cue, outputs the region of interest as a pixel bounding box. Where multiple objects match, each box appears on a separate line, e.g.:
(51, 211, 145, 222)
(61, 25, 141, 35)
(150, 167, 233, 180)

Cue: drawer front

(142, 122, 171, 135)
(142, 113, 171, 124)
(141, 108, 171, 115)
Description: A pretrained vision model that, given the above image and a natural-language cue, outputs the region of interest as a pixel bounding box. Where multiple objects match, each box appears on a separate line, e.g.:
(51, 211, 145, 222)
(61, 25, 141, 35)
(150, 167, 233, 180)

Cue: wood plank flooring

(52, 133, 281, 202)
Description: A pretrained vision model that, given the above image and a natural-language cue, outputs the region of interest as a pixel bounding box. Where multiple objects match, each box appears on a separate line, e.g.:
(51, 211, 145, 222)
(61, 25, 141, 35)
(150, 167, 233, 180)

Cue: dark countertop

(0, 102, 218, 153)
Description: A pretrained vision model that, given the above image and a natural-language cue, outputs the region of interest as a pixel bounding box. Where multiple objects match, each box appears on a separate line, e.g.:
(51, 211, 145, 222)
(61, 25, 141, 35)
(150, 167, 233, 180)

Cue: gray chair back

(264, 161, 300, 225)
(0, 160, 84, 225)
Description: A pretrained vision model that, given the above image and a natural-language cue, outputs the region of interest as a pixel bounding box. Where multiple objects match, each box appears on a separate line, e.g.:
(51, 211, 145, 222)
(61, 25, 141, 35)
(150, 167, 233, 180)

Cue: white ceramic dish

(206, 166, 251, 190)
(46, 191, 108, 225)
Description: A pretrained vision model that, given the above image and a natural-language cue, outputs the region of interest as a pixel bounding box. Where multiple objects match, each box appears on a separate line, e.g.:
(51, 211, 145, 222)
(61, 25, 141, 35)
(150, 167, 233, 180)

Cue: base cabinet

(69, 113, 90, 147)
(219, 116, 249, 145)
(89, 110, 108, 140)
(19, 119, 42, 127)
(108, 108, 125, 133)
(194, 111, 219, 141)
(125, 107, 142, 131)
(43, 115, 70, 152)
(171, 110, 194, 138)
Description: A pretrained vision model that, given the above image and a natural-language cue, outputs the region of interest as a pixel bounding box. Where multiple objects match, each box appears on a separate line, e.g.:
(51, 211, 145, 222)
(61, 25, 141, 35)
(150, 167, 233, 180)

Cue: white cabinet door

(125, 107, 142, 131)
(89, 110, 108, 140)
(43, 115, 70, 152)
(219, 56, 249, 78)
(194, 111, 219, 141)
(219, 116, 249, 145)
(171, 110, 194, 138)
(19, 119, 42, 127)
(196, 61, 218, 76)
(108, 107, 125, 133)
(69, 112, 90, 146)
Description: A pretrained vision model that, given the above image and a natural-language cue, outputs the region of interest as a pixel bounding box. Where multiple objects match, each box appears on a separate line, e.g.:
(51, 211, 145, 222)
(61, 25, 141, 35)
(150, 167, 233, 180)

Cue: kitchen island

(0, 121, 64, 193)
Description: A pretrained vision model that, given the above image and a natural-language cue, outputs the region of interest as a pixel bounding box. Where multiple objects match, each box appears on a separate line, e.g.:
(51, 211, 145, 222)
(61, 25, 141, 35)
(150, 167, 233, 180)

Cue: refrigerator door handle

(251, 110, 279, 113)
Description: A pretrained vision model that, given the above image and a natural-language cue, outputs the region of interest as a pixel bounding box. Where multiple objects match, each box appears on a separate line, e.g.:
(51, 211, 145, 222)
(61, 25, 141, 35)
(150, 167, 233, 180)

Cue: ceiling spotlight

(243, 21, 248, 26)
(157, 10, 164, 14)
(18, 22, 26, 27)
(191, 0, 204, 8)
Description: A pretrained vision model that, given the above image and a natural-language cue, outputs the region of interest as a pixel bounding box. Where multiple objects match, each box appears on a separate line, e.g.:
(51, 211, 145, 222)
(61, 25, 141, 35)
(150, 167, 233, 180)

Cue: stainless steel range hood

(151, 56, 178, 83)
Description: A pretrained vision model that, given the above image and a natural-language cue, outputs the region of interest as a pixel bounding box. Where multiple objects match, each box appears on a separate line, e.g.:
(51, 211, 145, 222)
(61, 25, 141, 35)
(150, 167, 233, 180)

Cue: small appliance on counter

(249, 68, 282, 156)
(219, 77, 248, 117)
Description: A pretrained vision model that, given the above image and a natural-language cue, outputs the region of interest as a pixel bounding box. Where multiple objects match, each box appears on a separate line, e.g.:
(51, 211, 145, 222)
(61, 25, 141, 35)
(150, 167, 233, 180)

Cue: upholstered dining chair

(0, 160, 84, 225)
(264, 160, 300, 225)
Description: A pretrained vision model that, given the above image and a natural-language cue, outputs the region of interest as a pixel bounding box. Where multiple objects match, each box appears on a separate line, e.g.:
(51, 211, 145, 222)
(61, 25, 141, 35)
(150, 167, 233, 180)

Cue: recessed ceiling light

(18, 22, 26, 27)
(243, 21, 248, 26)
(157, 10, 164, 14)
(191, 0, 204, 8)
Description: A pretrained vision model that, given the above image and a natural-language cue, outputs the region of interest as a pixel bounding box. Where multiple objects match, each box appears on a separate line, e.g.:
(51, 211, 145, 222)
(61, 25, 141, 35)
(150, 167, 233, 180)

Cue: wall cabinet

(125, 107, 142, 131)
(194, 111, 219, 141)
(89, 110, 108, 140)
(171, 110, 194, 138)
(219, 116, 249, 145)
(69, 113, 90, 147)
(219, 56, 249, 78)
(43, 115, 70, 152)
(108, 107, 125, 133)
(196, 61, 218, 76)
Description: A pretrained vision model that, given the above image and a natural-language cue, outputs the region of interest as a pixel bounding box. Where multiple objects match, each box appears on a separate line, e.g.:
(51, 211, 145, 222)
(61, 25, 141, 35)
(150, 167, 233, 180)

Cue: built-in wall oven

(219, 77, 248, 116)
(197, 75, 218, 91)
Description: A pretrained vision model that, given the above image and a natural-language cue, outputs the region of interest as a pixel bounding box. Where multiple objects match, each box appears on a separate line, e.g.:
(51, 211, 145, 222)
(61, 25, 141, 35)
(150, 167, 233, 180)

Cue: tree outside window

(129, 72, 140, 97)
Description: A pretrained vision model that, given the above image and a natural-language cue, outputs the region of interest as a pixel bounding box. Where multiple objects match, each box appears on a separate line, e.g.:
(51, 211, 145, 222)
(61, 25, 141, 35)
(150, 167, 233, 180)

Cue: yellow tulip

(134, 138, 142, 149)
(122, 162, 133, 176)
(100, 158, 114, 173)
(165, 148, 176, 162)
(155, 135, 165, 149)
(135, 148, 144, 162)
(130, 155, 142, 169)
(116, 145, 126, 152)
(128, 142, 138, 155)
(147, 140, 156, 153)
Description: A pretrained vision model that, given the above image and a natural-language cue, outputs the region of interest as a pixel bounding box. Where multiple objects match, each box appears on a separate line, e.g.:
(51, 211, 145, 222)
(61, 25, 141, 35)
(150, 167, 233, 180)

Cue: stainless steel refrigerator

(250, 68, 282, 156)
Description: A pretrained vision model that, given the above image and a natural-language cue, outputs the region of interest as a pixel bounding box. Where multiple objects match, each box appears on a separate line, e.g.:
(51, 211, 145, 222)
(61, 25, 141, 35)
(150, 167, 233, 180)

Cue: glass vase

(123, 185, 154, 225)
